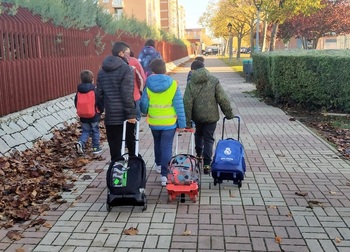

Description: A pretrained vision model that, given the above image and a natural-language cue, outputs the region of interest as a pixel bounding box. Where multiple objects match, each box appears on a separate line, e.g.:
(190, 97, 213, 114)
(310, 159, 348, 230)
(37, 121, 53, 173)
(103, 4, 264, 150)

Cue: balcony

(112, 0, 124, 8)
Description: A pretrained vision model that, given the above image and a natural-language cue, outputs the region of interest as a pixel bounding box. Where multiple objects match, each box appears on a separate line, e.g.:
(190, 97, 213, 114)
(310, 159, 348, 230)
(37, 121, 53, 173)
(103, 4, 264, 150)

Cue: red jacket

(128, 57, 146, 101)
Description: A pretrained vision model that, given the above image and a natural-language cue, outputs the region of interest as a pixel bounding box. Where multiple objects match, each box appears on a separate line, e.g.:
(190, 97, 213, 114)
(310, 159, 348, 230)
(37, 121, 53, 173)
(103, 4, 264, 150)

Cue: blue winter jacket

(140, 74, 186, 130)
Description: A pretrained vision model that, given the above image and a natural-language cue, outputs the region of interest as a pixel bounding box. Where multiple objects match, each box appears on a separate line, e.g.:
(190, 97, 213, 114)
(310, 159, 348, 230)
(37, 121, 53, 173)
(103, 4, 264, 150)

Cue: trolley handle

(222, 115, 241, 141)
(121, 120, 140, 156)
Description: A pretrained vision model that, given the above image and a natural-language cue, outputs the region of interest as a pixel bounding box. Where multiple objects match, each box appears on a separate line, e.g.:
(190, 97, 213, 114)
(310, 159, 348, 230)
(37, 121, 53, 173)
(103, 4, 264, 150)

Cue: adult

(138, 39, 162, 77)
(96, 41, 137, 161)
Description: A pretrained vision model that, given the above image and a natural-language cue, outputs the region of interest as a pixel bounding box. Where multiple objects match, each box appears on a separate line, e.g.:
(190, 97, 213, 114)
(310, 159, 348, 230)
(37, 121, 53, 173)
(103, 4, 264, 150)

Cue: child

(74, 70, 104, 155)
(187, 56, 205, 82)
(184, 61, 234, 174)
(140, 59, 186, 186)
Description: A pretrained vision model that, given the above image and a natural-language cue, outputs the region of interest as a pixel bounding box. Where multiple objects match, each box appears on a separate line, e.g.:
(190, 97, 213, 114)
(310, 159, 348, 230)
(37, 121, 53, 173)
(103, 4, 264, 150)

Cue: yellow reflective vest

(147, 81, 177, 126)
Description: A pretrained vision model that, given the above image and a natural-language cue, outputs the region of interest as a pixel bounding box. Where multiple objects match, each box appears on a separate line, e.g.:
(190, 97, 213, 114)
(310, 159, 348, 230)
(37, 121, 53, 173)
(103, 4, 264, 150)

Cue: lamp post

(253, 0, 263, 52)
(227, 22, 233, 63)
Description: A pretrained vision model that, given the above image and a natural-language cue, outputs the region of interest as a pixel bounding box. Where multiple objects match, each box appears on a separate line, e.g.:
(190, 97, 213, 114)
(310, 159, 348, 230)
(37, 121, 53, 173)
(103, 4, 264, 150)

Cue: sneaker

(203, 165, 211, 175)
(92, 147, 102, 155)
(161, 176, 167, 187)
(154, 164, 161, 174)
(75, 142, 84, 155)
(196, 155, 203, 161)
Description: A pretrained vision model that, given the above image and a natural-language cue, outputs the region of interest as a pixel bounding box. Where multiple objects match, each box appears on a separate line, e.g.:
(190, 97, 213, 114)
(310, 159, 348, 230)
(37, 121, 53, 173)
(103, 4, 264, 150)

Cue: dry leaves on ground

(123, 227, 139, 235)
(0, 122, 106, 229)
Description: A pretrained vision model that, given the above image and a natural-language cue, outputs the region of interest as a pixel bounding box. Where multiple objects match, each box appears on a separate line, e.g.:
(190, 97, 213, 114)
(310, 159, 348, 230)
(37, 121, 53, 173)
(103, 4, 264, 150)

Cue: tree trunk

(237, 36, 242, 59)
(262, 17, 268, 52)
(250, 27, 254, 57)
(269, 22, 279, 51)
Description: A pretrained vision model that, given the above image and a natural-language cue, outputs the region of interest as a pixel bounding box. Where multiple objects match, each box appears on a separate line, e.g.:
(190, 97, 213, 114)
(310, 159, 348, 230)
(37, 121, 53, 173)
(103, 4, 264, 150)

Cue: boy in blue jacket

(140, 59, 186, 186)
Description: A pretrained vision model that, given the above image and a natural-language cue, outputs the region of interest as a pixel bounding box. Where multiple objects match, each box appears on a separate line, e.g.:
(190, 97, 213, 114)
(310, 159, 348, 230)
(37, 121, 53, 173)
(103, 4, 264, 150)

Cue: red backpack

(76, 91, 96, 118)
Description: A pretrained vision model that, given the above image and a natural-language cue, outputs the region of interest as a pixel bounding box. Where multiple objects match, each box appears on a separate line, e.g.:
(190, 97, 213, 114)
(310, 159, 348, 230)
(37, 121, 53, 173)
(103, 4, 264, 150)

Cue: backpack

(167, 154, 200, 185)
(141, 52, 159, 77)
(76, 90, 96, 118)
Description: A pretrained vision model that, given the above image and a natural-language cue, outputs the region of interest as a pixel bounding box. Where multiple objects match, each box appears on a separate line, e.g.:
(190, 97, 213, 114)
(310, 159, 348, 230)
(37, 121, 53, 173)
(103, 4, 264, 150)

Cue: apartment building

(98, 0, 186, 38)
(98, 0, 161, 30)
(160, 0, 185, 38)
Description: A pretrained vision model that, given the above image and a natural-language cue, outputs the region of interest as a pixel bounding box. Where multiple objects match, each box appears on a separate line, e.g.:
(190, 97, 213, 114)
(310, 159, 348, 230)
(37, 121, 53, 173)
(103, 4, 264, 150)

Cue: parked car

(240, 47, 251, 53)
(203, 46, 219, 56)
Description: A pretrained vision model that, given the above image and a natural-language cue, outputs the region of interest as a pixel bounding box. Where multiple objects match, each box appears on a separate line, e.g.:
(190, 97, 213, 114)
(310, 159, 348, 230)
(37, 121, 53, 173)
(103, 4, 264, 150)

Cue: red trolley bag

(106, 120, 147, 211)
(211, 116, 246, 187)
(167, 128, 201, 203)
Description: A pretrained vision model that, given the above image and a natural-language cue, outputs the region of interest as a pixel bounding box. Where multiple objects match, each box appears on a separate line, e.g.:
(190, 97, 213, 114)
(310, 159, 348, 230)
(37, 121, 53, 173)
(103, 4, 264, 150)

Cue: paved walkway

(2, 57, 350, 252)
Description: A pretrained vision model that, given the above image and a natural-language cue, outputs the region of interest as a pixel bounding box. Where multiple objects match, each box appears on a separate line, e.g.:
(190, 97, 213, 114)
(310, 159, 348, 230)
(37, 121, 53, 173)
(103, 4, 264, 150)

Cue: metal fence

(0, 5, 188, 117)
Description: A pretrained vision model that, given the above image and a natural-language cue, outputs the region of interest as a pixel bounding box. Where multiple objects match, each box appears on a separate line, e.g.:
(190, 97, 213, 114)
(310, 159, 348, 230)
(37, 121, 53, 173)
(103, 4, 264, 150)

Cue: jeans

(105, 123, 136, 161)
(79, 122, 100, 148)
(194, 122, 217, 166)
(135, 99, 141, 121)
(151, 129, 176, 177)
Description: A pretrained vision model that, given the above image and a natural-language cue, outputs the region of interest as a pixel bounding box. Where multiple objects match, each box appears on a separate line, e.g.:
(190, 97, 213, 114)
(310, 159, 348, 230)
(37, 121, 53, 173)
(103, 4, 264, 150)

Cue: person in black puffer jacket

(96, 41, 137, 161)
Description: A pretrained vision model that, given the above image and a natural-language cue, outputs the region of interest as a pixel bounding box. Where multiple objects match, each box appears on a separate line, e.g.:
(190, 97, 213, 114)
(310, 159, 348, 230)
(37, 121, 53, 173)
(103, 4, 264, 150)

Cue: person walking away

(183, 61, 234, 174)
(138, 39, 162, 77)
(140, 59, 186, 186)
(187, 56, 205, 82)
(74, 70, 104, 155)
(128, 51, 146, 120)
(96, 41, 137, 161)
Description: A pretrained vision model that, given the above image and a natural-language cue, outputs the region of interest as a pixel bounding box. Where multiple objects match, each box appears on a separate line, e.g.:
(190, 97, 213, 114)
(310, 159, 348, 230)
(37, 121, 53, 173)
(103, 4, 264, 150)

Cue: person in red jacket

(127, 51, 146, 120)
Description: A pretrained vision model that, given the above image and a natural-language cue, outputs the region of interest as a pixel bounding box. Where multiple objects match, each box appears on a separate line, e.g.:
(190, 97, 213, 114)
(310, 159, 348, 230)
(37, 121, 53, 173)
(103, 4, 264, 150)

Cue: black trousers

(194, 122, 217, 166)
(105, 123, 136, 161)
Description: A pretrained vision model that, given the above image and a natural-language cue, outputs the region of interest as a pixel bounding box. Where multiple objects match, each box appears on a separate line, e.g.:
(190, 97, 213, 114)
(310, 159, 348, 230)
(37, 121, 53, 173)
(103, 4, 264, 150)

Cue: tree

(262, 0, 323, 51)
(199, 0, 255, 58)
(278, 0, 350, 49)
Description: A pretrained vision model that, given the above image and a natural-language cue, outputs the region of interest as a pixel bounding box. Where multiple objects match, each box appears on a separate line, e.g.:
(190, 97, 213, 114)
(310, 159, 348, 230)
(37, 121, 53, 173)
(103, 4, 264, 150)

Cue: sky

(178, 0, 216, 29)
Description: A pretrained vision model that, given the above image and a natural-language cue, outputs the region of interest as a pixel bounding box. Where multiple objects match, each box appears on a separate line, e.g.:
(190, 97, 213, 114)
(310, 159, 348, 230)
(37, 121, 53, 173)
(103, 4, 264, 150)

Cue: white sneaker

(161, 176, 167, 187)
(154, 164, 161, 174)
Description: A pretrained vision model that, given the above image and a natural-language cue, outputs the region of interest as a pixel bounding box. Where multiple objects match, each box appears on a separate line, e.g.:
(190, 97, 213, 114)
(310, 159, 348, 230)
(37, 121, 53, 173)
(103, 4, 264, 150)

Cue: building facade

(98, 0, 185, 38)
(98, 0, 161, 30)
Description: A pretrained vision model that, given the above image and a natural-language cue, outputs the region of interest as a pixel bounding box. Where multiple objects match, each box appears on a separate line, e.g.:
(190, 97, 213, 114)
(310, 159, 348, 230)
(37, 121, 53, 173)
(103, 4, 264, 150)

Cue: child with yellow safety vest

(140, 59, 186, 186)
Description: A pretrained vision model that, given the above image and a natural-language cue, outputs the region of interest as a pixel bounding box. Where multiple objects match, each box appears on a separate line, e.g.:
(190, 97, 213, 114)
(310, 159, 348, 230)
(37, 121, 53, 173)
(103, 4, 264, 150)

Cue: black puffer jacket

(96, 55, 136, 125)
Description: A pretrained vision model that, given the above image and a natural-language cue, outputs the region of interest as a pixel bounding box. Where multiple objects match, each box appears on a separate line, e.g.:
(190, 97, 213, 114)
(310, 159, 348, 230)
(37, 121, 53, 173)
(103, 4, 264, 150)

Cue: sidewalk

(2, 57, 350, 252)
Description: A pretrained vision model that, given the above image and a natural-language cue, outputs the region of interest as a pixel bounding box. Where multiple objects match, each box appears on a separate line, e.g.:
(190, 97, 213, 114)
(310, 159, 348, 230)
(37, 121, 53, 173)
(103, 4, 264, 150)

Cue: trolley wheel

(106, 203, 112, 212)
(238, 180, 242, 188)
(180, 193, 185, 203)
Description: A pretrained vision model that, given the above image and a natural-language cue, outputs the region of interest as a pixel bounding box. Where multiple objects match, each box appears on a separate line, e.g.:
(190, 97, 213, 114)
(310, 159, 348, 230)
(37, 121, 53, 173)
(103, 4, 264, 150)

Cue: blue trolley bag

(211, 116, 246, 187)
(106, 120, 147, 211)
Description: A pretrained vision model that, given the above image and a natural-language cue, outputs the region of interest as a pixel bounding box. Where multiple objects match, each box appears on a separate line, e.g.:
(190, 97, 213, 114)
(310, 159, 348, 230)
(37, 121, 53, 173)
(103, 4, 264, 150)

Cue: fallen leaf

(289, 117, 296, 121)
(43, 222, 52, 228)
(123, 227, 138, 235)
(276, 154, 286, 157)
(295, 191, 308, 197)
(335, 237, 341, 243)
(15, 248, 25, 252)
(229, 194, 235, 198)
(268, 205, 277, 209)
(275, 236, 282, 244)
(329, 191, 336, 195)
(6, 230, 23, 241)
(286, 213, 293, 218)
(183, 230, 192, 236)
(346, 182, 350, 186)
(81, 175, 92, 181)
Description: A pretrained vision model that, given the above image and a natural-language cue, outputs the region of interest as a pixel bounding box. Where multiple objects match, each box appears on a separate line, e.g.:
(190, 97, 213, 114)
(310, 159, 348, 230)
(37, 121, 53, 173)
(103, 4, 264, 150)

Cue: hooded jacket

(74, 83, 103, 123)
(183, 68, 233, 126)
(138, 46, 162, 77)
(96, 55, 136, 125)
(140, 74, 186, 130)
